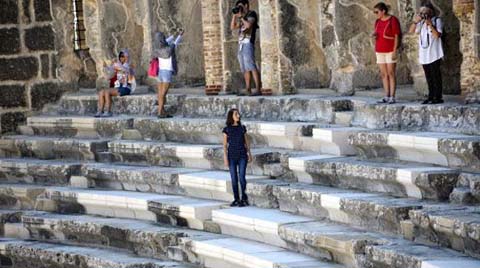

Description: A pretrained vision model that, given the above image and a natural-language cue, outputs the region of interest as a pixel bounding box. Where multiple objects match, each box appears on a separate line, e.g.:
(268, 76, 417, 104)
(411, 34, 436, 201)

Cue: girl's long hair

(226, 108, 241, 127)
(374, 2, 389, 14)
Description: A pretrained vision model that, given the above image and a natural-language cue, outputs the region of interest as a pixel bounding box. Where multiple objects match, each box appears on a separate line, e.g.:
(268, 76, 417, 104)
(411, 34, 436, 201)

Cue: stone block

(0, 112, 26, 134)
(0, 57, 38, 81)
(70, 176, 95, 188)
(33, 0, 52, 21)
(312, 127, 364, 155)
(40, 53, 49, 78)
(30, 82, 65, 110)
(24, 26, 55, 51)
(0, 0, 18, 24)
(21, 0, 31, 23)
(0, 85, 27, 108)
(0, 28, 20, 54)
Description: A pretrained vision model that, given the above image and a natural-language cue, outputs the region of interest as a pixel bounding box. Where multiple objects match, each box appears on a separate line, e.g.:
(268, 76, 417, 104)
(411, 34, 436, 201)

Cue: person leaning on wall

(408, 3, 445, 104)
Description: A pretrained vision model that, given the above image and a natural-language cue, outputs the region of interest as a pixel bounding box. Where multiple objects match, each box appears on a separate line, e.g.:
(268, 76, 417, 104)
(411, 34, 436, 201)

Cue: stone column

(454, 0, 480, 103)
(201, 0, 224, 95)
(258, 0, 295, 95)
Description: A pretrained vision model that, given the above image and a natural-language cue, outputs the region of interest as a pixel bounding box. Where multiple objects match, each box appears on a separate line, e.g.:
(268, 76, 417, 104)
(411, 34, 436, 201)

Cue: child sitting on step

(223, 108, 252, 207)
(95, 49, 136, 117)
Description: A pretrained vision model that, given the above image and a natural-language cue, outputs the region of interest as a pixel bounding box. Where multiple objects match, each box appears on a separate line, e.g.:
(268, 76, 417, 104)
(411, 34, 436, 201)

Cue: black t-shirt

(222, 125, 248, 160)
(241, 10, 258, 44)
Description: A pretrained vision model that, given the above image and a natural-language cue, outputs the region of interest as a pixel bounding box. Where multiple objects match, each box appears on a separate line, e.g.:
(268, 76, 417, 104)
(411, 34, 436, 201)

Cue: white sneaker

(388, 97, 396, 104)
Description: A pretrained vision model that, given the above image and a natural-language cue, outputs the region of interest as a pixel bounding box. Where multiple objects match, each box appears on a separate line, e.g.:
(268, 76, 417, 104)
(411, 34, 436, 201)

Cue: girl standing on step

(151, 30, 183, 118)
(223, 108, 252, 207)
(373, 2, 401, 104)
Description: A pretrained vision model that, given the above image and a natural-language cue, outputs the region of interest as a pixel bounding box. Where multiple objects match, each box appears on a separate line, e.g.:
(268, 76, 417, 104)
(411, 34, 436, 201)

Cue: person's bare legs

(104, 88, 119, 112)
(387, 62, 397, 99)
(378, 64, 390, 99)
(97, 89, 106, 112)
(157, 82, 163, 115)
(252, 69, 261, 94)
(158, 82, 170, 115)
(244, 71, 252, 95)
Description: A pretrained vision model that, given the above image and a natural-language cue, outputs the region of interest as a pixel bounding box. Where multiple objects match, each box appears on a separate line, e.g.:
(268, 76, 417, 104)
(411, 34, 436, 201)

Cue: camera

(420, 13, 430, 20)
(232, 6, 243, 14)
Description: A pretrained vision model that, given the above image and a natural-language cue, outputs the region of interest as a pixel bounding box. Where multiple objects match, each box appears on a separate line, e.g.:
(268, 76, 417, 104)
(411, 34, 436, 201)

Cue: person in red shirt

(373, 2, 401, 104)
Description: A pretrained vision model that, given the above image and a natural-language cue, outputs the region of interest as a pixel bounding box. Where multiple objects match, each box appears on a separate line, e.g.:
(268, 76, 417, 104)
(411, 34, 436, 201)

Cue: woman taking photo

(222, 108, 252, 207)
(373, 2, 401, 104)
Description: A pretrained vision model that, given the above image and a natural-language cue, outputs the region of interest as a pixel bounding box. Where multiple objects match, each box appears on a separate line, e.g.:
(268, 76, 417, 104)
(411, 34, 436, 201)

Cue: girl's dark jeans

(228, 157, 248, 201)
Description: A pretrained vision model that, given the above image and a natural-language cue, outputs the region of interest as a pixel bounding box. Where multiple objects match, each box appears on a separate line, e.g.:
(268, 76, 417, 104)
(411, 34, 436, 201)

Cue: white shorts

(376, 52, 397, 64)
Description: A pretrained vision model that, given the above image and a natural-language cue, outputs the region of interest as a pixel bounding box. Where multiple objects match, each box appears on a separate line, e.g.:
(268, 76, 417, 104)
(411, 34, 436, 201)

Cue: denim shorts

(158, 70, 173, 83)
(117, 86, 131, 96)
(238, 42, 257, 73)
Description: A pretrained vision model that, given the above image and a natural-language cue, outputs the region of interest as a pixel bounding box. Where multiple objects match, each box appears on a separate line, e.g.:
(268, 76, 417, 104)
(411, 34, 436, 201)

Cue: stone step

(450, 172, 480, 204)
(0, 158, 81, 185)
(0, 238, 194, 268)
(107, 140, 280, 175)
(0, 135, 109, 160)
(178, 171, 268, 202)
(288, 155, 460, 200)
(26, 115, 134, 138)
(402, 204, 480, 259)
(247, 181, 424, 235)
(183, 237, 341, 268)
(134, 117, 323, 150)
(58, 92, 351, 122)
(17, 212, 341, 268)
(0, 184, 48, 210)
(349, 130, 480, 171)
(350, 100, 480, 135)
(211, 206, 480, 268)
(334, 111, 353, 126)
(311, 127, 365, 155)
(40, 186, 227, 230)
(81, 163, 201, 193)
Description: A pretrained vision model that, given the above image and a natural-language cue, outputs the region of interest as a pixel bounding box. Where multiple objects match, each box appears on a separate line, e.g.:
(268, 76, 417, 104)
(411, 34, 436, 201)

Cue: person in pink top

(373, 2, 401, 104)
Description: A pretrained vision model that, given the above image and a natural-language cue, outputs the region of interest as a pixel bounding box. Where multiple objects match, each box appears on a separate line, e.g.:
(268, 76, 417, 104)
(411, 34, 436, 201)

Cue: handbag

(148, 58, 159, 77)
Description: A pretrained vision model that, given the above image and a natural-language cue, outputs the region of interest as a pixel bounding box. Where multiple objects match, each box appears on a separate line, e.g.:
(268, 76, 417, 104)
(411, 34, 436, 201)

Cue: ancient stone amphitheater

(0, 86, 479, 268)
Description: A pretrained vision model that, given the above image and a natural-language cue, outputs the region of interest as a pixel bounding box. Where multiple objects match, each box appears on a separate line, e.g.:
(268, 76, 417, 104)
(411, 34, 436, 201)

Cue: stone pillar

(201, 0, 224, 95)
(258, 0, 295, 95)
(454, 0, 480, 103)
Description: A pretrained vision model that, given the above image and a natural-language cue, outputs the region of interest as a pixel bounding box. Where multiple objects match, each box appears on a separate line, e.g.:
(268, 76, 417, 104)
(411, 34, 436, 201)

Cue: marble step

(58, 92, 351, 122)
(183, 236, 341, 268)
(0, 238, 194, 268)
(288, 155, 460, 200)
(450, 172, 480, 204)
(334, 111, 353, 126)
(0, 135, 109, 160)
(134, 117, 324, 151)
(311, 127, 365, 156)
(247, 181, 424, 235)
(350, 99, 480, 135)
(0, 184, 46, 210)
(81, 162, 200, 194)
(0, 158, 81, 185)
(17, 212, 341, 268)
(349, 130, 480, 171)
(403, 204, 480, 259)
(107, 140, 280, 175)
(39, 187, 227, 230)
(178, 171, 268, 201)
(25, 115, 134, 138)
(211, 207, 480, 268)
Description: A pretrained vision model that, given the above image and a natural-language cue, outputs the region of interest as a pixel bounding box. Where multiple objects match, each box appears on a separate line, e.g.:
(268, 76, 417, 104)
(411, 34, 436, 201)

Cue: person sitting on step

(223, 108, 252, 207)
(95, 49, 136, 117)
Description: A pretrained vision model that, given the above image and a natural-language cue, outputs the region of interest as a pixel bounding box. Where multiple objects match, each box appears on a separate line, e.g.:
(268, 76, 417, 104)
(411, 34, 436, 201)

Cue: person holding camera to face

(230, 0, 261, 96)
(409, 3, 444, 104)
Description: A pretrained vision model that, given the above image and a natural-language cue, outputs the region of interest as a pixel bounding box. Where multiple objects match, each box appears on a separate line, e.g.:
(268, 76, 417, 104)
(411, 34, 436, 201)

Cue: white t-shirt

(158, 57, 173, 71)
(416, 17, 444, 65)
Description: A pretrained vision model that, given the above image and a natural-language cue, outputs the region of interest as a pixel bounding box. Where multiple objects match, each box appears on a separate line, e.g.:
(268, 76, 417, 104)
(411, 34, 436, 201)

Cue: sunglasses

(373, 10, 380, 14)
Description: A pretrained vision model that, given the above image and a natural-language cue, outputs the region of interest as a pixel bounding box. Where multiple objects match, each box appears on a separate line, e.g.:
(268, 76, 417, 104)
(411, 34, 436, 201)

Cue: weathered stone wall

(0, 0, 93, 134)
(84, 0, 205, 88)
